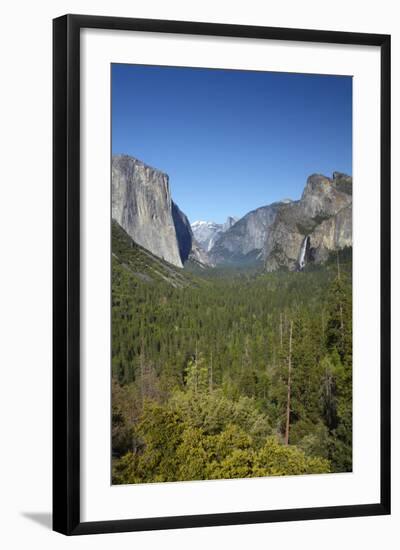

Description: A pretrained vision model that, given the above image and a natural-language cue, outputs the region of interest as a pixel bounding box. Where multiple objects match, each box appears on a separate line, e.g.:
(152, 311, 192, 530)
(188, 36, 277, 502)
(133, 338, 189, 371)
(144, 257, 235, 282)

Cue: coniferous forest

(111, 222, 352, 484)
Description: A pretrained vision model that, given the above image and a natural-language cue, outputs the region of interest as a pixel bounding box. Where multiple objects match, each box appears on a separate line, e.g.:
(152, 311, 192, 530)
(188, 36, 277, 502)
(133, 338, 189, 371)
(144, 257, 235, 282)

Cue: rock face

(112, 155, 183, 267)
(189, 239, 213, 267)
(112, 155, 211, 268)
(210, 203, 283, 265)
(263, 173, 352, 271)
(223, 216, 239, 232)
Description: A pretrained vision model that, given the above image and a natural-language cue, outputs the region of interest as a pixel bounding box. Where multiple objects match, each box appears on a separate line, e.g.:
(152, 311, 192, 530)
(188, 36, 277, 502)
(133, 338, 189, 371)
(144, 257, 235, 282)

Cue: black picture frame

(53, 14, 391, 536)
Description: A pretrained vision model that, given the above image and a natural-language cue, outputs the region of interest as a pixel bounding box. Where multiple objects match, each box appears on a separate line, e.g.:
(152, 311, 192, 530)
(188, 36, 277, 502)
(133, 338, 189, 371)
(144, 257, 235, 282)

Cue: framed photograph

(53, 14, 390, 535)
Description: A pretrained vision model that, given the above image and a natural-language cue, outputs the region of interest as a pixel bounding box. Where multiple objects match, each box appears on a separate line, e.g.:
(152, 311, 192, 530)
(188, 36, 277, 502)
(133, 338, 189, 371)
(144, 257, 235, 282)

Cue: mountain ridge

(112, 154, 352, 273)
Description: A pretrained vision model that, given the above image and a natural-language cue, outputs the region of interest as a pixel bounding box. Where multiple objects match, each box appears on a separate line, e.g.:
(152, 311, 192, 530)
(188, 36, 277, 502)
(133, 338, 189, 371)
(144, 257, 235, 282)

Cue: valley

(111, 154, 353, 484)
(112, 154, 352, 484)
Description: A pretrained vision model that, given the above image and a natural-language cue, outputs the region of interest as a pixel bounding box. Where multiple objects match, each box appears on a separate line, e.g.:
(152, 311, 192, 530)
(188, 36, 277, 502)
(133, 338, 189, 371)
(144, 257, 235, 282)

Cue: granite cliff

(112, 155, 183, 267)
(112, 155, 211, 268)
(209, 202, 287, 266)
(263, 172, 352, 271)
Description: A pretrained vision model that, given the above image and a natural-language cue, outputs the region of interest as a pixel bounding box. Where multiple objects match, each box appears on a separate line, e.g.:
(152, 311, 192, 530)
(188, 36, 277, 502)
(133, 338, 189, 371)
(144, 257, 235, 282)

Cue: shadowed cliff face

(172, 202, 213, 266)
(171, 201, 192, 263)
(263, 173, 352, 271)
(112, 155, 183, 267)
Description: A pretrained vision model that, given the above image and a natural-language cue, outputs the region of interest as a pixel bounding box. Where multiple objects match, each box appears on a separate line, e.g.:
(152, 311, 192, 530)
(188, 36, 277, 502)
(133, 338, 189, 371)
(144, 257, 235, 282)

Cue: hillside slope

(112, 220, 196, 289)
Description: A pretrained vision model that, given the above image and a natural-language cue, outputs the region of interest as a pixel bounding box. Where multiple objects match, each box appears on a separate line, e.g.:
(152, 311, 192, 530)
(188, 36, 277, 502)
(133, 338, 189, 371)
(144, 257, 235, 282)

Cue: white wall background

(0, 0, 398, 548)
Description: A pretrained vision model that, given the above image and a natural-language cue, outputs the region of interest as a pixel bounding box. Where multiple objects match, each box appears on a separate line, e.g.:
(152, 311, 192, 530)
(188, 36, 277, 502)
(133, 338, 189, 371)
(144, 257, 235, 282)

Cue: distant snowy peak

(191, 220, 222, 252)
(191, 217, 239, 252)
(191, 220, 220, 230)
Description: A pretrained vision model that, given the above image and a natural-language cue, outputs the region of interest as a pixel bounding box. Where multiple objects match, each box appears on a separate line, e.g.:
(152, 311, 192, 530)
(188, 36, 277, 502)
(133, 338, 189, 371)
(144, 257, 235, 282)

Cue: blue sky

(112, 64, 352, 224)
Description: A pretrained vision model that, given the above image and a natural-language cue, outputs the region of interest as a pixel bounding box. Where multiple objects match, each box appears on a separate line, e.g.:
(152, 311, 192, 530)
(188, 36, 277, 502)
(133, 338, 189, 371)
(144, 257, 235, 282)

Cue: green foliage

(184, 353, 209, 393)
(169, 388, 271, 441)
(290, 313, 324, 426)
(112, 391, 330, 484)
(112, 221, 352, 482)
(323, 272, 352, 471)
(253, 437, 330, 476)
(325, 272, 352, 365)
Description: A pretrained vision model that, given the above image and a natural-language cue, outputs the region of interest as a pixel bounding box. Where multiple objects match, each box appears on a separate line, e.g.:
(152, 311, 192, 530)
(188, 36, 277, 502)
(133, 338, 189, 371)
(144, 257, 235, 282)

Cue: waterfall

(298, 236, 309, 270)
